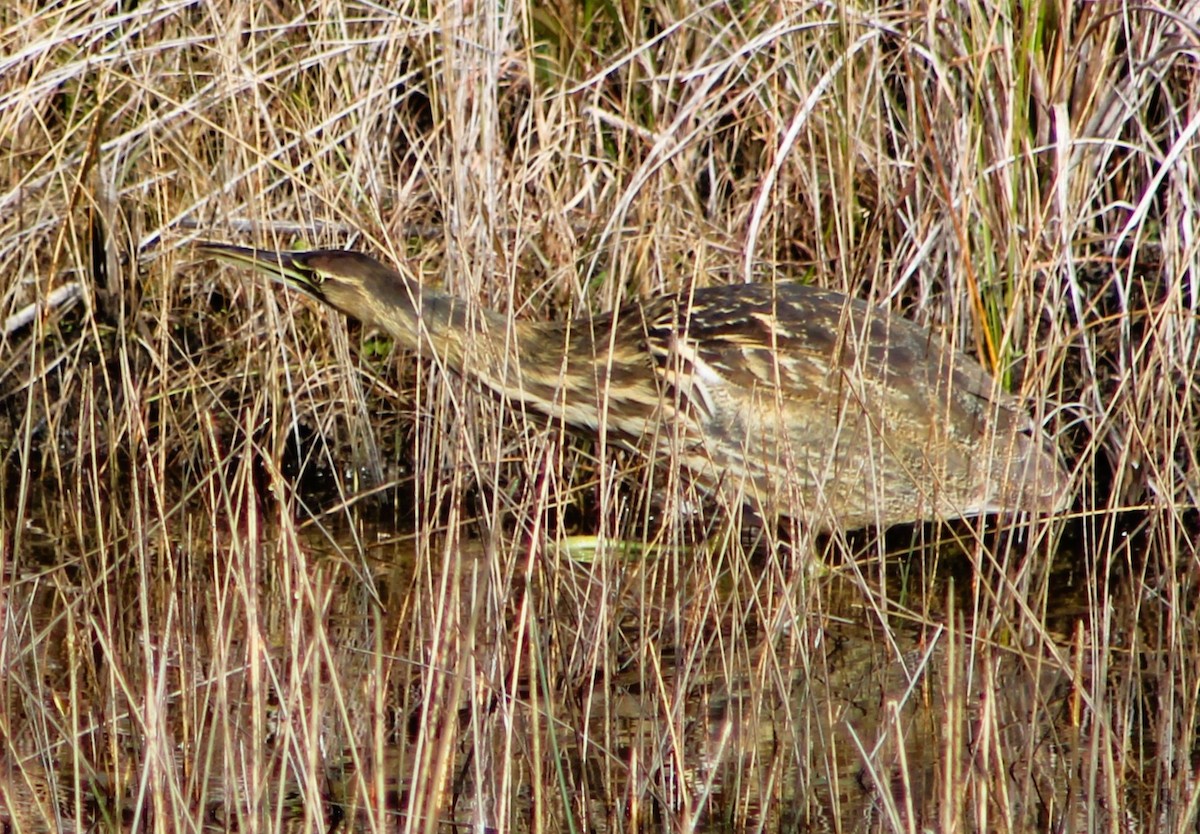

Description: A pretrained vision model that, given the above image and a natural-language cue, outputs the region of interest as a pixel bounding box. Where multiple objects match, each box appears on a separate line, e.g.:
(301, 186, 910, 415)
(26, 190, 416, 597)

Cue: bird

(197, 241, 1069, 530)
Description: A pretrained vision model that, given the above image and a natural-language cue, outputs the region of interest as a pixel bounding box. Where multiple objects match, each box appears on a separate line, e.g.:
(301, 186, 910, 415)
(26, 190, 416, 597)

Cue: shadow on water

(3, 476, 1168, 834)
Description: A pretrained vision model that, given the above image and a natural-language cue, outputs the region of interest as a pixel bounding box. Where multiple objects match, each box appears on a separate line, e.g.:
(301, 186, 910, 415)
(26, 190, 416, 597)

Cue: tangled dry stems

(1, 1, 1197, 831)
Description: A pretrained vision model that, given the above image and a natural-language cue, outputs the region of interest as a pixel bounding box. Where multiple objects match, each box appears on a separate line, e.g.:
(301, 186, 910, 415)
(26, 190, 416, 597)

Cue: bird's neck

(400, 292, 609, 426)
(371, 284, 507, 364)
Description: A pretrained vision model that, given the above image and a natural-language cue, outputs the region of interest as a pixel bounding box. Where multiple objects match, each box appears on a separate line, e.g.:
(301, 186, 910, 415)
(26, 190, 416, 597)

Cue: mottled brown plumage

(199, 242, 1069, 529)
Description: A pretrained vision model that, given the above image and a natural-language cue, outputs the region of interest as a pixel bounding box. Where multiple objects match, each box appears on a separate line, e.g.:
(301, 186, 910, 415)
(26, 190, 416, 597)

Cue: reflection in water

(0, 496, 1113, 832)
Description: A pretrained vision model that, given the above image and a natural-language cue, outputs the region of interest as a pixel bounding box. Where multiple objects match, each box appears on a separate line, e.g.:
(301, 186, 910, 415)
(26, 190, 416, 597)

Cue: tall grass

(1, 0, 1197, 831)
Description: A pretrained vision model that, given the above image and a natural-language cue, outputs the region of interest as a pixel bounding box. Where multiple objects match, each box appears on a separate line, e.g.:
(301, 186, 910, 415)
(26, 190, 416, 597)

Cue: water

(2, 485, 1128, 833)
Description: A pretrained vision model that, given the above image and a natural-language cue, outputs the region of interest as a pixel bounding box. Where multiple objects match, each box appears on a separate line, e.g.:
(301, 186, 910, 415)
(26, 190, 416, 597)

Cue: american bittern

(199, 242, 1069, 529)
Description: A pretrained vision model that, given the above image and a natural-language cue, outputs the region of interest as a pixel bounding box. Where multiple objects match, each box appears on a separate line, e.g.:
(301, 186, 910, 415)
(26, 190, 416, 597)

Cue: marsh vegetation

(1, 1, 1197, 831)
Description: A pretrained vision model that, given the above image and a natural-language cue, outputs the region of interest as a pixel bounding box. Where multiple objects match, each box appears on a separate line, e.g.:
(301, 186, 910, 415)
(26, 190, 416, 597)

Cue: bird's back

(518, 282, 1067, 529)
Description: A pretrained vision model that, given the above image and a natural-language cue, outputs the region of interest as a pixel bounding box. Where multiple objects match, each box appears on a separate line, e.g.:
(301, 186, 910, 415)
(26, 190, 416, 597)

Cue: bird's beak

(196, 241, 325, 301)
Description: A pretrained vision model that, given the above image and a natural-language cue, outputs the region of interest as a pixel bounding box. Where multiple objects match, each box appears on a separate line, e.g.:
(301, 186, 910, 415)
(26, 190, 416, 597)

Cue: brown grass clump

(1, 1, 1197, 832)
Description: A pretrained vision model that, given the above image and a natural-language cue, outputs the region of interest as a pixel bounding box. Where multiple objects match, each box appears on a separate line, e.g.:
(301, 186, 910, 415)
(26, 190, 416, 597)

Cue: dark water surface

(0, 491, 1166, 832)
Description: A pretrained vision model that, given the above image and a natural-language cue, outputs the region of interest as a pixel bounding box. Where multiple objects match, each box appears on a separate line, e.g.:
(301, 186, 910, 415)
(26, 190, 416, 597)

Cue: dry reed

(1, 1, 1197, 832)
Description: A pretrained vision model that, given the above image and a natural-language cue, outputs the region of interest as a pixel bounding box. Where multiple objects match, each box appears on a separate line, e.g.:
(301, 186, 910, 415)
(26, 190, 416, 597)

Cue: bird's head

(197, 242, 421, 337)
